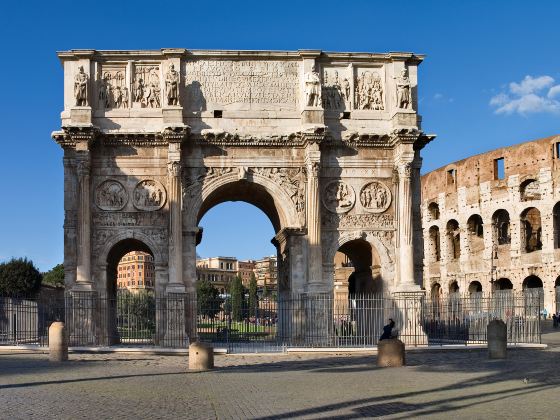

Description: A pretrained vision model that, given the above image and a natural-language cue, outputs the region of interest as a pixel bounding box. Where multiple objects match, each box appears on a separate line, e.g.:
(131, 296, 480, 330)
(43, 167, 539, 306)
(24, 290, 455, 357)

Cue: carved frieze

(133, 64, 161, 108)
(355, 70, 384, 110)
(97, 65, 128, 109)
(322, 181, 355, 214)
(185, 60, 299, 111)
(322, 212, 395, 230)
(359, 181, 391, 213)
(133, 180, 166, 211)
(92, 211, 167, 227)
(95, 180, 128, 211)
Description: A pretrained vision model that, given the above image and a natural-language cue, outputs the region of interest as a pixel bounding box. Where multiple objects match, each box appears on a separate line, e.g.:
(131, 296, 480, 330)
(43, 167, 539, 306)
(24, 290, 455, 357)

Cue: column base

(394, 283, 422, 293)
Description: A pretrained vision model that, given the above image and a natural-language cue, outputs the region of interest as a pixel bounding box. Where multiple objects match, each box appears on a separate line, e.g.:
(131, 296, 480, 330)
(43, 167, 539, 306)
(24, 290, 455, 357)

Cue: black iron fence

(0, 290, 541, 351)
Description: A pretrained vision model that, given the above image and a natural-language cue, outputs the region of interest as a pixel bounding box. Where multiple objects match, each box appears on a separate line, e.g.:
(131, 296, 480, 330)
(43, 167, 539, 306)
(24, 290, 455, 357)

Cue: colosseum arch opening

(449, 280, 459, 295)
(520, 208, 542, 253)
(466, 214, 484, 254)
(428, 225, 441, 262)
(468, 280, 482, 295)
(446, 220, 461, 260)
(492, 209, 511, 245)
(494, 277, 513, 291)
(553, 202, 560, 249)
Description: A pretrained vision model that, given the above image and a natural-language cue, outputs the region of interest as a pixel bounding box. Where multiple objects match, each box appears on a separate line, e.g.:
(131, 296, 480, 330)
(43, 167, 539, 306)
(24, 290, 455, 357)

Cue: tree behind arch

(248, 272, 258, 318)
(0, 258, 42, 296)
(229, 275, 245, 322)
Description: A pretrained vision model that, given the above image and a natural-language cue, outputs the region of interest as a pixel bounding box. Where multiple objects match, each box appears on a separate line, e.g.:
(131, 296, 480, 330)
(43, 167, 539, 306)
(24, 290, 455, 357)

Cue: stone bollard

(48, 322, 68, 362)
(377, 339, 405, 367)
(189, 342, 214, 370)
(487, 319, 507, 359)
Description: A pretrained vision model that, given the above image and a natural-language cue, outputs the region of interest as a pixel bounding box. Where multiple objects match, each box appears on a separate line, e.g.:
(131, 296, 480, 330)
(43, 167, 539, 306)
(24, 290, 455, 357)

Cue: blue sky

(0, 0, 558, 271)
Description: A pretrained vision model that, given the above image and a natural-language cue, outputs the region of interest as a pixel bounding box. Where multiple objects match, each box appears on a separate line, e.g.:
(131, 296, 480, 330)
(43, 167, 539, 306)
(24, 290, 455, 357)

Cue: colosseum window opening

(446, 219, 461, 259)
(520, 179, 541, 201)
(521, 208, 542, 253)
(494, 157, 505, 180)
(428, 226, 441, 262)
(555, 142, 560, 159)
(449, 281, 459, 294)
(446, 168, 456, 185)
(428, 202, 440, 220)
(492, 209, 511, 245)
(467, 214, 484, 253)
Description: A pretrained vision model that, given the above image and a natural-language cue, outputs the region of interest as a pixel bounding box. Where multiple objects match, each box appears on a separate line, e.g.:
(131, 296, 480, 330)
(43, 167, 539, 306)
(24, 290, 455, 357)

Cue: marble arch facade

(52, 48, 433, 342)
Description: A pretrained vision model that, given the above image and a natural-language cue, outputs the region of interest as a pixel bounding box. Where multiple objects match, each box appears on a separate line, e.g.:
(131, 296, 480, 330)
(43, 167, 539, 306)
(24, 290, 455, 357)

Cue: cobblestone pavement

(1, 341, 560, 419)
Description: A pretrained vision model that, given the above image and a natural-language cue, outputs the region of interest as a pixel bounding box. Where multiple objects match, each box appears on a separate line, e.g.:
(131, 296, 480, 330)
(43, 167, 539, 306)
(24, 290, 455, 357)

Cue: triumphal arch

(52, 48, 433, 345)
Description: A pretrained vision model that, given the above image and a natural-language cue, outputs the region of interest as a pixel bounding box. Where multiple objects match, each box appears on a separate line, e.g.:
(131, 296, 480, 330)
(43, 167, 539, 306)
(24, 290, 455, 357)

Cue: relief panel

(95, 180, 128, 211)
(97, 64, 129, 109)
(359, 181, 391, 213)
(354, 67, 385, 111)
(322, 67, 351, 111)
(132, 64, 161, 108)
(133, 180, 167, 211)
(322, 181, 356, 214)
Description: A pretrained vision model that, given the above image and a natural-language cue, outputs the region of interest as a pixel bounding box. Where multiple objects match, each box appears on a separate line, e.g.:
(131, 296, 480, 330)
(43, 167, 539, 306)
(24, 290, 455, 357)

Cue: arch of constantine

(422, 135, 560, 314)
(52, 48, 434, 345)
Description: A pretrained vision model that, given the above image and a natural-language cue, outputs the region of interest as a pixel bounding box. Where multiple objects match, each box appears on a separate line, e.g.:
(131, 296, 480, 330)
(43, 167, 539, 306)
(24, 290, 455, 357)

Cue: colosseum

(421, 134, 560, 314)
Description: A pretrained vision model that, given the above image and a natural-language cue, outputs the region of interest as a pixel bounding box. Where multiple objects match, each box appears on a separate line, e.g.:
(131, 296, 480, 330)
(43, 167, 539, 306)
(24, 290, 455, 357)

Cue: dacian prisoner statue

(52, 48, 433, 346)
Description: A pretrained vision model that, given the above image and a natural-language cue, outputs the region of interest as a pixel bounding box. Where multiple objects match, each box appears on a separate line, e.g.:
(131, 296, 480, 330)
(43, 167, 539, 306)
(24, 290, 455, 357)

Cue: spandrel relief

(95, 180, 128, 211)
(97, 65, 128, 109)
(322, 181, 355, 214)
(355, 69, 384, 110)
(133, 64, 161, 108)
(185, 60, 299, 111)
(133, 180, 166, 211)
(359, 181, 392, 213)
(322, 68, 350, 110)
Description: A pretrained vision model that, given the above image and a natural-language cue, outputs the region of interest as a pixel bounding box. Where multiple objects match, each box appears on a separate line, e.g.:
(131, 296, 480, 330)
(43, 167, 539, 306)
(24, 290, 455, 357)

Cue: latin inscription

(185, 60, 299, 110)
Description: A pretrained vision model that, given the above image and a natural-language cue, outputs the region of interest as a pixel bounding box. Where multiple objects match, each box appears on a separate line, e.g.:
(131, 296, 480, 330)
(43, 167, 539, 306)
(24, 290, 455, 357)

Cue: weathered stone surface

(48, 322, 68, 362)
(52, 49, 435, 344)
(189, 342, 214, 370)
(377, 338, 405, 367)
(487, 319, 507, 359)
(421, 134, 560, 313)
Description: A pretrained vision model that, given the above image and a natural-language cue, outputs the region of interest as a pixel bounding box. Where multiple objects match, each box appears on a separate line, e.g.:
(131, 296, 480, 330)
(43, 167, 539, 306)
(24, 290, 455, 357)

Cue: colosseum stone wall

(421, 134, 560, 314)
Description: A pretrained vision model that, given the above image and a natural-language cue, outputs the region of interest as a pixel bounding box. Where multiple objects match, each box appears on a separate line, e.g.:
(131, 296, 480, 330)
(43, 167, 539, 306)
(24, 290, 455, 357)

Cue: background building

(116, 251, 155, 292)
(238, 260, 256, 286)
(196, 257, 238, 294)
(421, 134, 560, 313)
(254, 256, 277, 293)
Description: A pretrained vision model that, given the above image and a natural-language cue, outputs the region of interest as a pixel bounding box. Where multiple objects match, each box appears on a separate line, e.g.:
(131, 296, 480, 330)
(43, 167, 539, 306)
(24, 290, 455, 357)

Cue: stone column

(396, 161, 420, 291)
(304, 134, 324, 291)
(164, 127, 188, 293)
(62, 153, 78, 289)
(75, 142, 93, 291)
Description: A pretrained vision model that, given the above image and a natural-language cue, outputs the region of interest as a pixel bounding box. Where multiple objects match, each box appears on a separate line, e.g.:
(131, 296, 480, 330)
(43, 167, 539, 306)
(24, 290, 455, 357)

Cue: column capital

(167, 160, 182, 177)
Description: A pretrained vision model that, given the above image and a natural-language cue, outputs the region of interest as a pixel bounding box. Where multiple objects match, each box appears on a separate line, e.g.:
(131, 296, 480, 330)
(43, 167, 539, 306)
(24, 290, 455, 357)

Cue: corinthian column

(396, 161, 419, 291)
(167, 159, 184, 292)
(75, 150, 92, 290)
(304, 133, 324, 290)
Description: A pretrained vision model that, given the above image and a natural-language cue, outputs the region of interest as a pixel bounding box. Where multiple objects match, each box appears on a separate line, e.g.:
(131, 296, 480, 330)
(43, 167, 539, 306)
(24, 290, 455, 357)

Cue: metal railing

(0, 290, 541, 351)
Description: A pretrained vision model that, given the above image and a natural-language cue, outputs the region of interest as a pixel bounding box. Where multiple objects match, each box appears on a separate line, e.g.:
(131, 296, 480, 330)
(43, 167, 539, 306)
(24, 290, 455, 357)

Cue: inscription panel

(185, 60, 300, 111)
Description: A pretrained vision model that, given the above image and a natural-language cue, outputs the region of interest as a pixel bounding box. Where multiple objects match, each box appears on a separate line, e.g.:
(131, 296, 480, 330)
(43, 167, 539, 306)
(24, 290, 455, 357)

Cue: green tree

(0, 258, 43, 296)
(117, 290, 156, 336)
(42, 263, 65, 288)
(197, 279, 222, 319)
(229, 275, 244, 322)
(262, 282, 269, 298)
(248, 272, 258, 317)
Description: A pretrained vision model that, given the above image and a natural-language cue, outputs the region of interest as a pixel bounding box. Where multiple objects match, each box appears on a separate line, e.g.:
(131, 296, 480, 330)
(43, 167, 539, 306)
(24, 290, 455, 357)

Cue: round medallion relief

(359, 181, 391, 213)
(133, 180, 166, 211)
(322, 181, 355, 214)
(95, 180, 128, 211)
